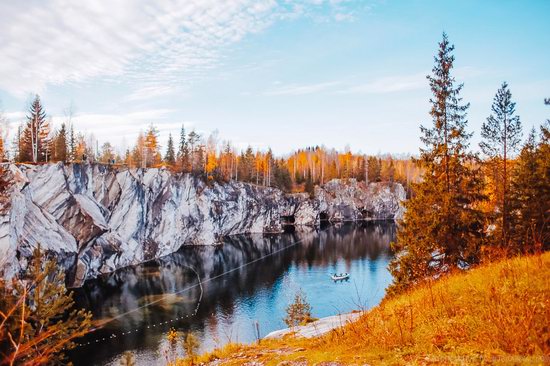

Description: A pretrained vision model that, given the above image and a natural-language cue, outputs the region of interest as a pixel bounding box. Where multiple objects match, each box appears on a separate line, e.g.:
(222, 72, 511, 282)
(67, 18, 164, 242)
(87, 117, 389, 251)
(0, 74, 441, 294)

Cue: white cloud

(0, 0, 361, 97)
(265, 81, 340, 96)
(337, 73, 427, 94)
(124, 85, 179, 102)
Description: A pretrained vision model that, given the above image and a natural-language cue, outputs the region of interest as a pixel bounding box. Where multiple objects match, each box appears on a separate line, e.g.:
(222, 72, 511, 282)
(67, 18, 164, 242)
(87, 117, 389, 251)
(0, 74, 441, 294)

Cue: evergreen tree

(69, 123, 76, 162)
(382, 157, 396, 182)
(284, 290, 313, 328)
(53, 123, 68, 162)
(304, 170, 314, 198)
(99, 142, 115, 164)
(388, 33, 485, 296)
(195, 144, 206, 174)
(132, 132, 145, 168)
(480, 82, 522, 248)
(164, 133, 176, 166)
(508, 129, 547, 252)
(0, 248, 92, 364)
(21, 95, 51, 163)
(177, 125, 190, 172)
(239, 146, 255, 182)
(272, 159, 292, 192)
(187, 130, 200, 172)
(367, 156, 381, 183)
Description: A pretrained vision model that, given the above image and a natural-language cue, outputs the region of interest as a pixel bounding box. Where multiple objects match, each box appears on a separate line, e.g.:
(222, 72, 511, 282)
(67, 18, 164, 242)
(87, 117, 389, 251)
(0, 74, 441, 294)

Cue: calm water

(69, 222, 395, 365)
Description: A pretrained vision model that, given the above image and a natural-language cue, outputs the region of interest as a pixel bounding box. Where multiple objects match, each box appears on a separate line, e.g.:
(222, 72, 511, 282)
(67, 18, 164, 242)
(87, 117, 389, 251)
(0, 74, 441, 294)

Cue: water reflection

(69, 222, 395, 365)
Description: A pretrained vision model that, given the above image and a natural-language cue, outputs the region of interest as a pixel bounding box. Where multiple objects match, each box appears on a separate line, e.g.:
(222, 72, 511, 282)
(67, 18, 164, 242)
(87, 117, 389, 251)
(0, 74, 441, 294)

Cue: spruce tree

(0, 248, 92, 364)
(304, 170, 314, 198)
(388, 33, 485, 296)
(12, 124, 22, 162)
(177, 125, 190, 171)
(22, 95, 51, 163)
(509, 129, 546, 252)
(69, 123, 76, 162)
(480, 82, 522, 248)
(187, 131, 200, 173)
(53, 123, 68, 162)
(367, 156, 381, 182)
(165, 133, 176, 166)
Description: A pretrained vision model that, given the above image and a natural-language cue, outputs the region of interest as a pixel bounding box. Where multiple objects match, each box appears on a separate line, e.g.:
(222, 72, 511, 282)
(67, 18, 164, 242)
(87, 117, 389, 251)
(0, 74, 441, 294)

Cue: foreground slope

(192, 253, 550, 365)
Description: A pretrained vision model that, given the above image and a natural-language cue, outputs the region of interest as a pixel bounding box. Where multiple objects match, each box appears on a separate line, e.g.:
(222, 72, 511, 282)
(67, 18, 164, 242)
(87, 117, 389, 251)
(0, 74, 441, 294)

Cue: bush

(284, 290, 313, 328)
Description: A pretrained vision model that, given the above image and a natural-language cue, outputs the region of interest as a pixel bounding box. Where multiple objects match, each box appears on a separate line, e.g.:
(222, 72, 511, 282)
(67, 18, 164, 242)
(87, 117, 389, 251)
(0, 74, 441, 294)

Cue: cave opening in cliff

(319, 211, 328, 222)
(281, 215, 295, 225)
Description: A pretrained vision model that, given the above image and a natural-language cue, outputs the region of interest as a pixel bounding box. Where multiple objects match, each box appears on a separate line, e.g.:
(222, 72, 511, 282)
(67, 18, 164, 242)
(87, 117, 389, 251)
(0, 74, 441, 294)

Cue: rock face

(284, 179, 406, 226)
(0, 163, 405, 286)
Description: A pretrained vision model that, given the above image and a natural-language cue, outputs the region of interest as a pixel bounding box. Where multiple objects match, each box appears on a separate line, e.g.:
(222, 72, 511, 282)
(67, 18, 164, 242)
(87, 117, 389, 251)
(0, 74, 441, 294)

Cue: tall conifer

(388, 33, 485, 296)
(21, 95, 51, 163)
(165, 133, 176, 166)
(480, 82, 522, 248)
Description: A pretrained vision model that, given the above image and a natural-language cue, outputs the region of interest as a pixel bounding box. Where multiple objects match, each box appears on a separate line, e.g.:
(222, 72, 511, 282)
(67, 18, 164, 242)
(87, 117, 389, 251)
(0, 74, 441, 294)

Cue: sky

(0, 0, 548, 156)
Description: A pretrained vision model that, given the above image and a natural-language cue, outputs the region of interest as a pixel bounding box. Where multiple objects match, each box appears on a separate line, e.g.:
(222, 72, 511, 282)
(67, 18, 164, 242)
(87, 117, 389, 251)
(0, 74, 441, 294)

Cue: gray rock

(0, 164, 405, 286)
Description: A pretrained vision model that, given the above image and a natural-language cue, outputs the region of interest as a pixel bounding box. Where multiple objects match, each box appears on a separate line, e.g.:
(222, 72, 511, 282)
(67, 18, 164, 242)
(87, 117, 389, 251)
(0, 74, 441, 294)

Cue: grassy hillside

(184, 253, 549, 365)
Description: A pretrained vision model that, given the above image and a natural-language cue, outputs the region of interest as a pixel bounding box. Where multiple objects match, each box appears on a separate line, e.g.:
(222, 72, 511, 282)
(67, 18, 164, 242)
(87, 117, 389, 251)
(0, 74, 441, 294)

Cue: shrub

(284, 290, 313, 328)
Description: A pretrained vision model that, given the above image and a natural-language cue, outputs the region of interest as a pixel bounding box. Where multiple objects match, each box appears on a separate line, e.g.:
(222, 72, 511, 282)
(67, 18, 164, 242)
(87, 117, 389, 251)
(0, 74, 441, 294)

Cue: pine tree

(132, 132, 145, 167)
(304, 170, 314, 198)
(284, 290, 313, 328)
(187, 131, 200, 172)
(367, 156, 381, 183)
(53, 123, 68, 162)
(177, 125, 190, 172)
(99, 142, 115, 164)
(239, 146, 255, 182)
(508, 129, 545, 252)
(382, 157, 396, 183)
(69, 123, 76, 162)
(388, 33, 485, 296)
(480, 82, 522, 248)
(164, 133, 176, 166)
(21, 95, 51, 163)
(0, 248, 92, 364)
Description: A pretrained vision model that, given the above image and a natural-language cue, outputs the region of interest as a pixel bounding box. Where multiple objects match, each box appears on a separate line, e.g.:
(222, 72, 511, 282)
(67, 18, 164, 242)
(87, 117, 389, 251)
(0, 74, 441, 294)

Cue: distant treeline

(0, 99, 421, 194)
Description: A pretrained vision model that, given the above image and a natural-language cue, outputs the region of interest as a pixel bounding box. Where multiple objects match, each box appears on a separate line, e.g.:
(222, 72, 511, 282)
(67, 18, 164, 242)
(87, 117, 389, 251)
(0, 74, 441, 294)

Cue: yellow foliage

(190, 253, 550, 365)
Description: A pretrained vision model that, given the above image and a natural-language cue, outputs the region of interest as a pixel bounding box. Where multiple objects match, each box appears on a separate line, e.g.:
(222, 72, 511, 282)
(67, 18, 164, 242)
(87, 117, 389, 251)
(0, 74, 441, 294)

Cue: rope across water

(74, 226, 330, 348)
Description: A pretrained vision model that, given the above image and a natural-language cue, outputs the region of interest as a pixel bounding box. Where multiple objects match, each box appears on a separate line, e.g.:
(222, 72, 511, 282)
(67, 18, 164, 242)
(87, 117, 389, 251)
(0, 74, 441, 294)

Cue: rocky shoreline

(264, 311, 364, 340)
(0, 163, 405, 287)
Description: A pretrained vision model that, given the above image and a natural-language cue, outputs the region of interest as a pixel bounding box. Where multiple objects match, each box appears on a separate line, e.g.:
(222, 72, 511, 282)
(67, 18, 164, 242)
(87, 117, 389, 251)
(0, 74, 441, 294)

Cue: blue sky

(0, 0, 548, 155)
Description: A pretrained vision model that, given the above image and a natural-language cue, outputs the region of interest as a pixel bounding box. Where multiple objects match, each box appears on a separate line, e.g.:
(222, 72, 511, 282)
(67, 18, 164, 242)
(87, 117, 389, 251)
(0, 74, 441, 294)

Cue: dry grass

(181, 253, 550, 365)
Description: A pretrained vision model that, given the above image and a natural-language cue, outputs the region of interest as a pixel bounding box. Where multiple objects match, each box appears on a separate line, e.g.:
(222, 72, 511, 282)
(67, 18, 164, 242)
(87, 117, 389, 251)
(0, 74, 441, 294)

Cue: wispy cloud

(262, 73, 427, 97)
(264, 81, 341, 96)
(0, 0, 362, 97)
(124, 85, 179, 102)
(337, 73, 427, 94)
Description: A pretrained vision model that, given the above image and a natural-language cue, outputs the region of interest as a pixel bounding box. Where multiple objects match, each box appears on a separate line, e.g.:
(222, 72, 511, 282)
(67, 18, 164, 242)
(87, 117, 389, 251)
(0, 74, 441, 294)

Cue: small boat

(330, 273, 350, 281)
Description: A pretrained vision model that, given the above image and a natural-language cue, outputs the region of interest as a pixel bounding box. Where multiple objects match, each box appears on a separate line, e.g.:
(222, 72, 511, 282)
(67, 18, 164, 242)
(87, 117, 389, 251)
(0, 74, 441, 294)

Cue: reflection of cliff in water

(69, 222, 394, 365)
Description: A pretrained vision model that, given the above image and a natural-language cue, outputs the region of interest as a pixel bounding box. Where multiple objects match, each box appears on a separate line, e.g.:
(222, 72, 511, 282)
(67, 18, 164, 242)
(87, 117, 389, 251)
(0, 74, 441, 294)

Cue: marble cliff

(0, 163, 405, 286)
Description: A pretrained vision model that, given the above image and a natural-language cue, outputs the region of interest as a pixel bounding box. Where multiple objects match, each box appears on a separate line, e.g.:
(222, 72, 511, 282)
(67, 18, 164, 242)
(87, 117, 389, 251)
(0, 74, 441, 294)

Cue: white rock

(0, 164, 405, 286)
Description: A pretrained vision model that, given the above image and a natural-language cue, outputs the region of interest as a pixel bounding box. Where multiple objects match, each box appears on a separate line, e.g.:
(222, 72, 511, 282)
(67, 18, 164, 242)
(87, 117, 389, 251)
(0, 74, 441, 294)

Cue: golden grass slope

(184, 253, 550, 365)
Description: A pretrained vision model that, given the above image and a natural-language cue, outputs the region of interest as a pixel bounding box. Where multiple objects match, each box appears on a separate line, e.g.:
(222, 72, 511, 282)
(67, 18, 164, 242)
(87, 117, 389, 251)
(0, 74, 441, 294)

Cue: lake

(68, 222, 396, 365)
